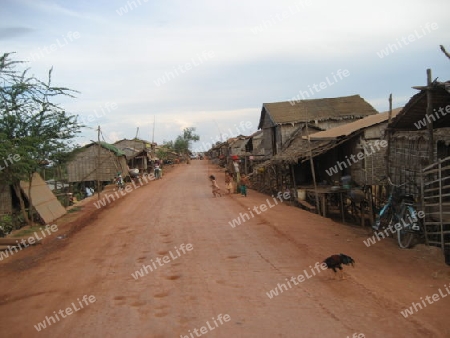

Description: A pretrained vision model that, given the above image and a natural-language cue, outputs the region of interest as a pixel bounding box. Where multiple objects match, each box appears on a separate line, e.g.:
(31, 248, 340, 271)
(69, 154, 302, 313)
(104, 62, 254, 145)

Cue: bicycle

(372, 177, 421, 248)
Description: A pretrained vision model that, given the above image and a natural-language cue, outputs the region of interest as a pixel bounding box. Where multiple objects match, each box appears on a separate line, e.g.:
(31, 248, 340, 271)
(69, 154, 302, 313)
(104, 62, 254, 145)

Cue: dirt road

(0, 160, 449, 337)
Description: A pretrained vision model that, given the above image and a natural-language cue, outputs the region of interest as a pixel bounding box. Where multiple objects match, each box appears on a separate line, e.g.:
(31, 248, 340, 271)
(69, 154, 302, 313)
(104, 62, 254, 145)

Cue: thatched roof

(389, 80, 450, 130)
(263, 123, 333, 163)
(270, 137, 337, 164)
(268, 108, 400, 164)
(115, 138, 155, 147)
(258, 94, 378, 129)
(229, 137, 249, 155)
(310, 108, 402, 140)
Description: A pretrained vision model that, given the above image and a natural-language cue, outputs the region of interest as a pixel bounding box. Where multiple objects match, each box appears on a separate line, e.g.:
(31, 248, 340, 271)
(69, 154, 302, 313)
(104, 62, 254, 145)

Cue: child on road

(224, 171, 233, 194)
(239, 174, 250, 197)
(209, 175, 222, 197)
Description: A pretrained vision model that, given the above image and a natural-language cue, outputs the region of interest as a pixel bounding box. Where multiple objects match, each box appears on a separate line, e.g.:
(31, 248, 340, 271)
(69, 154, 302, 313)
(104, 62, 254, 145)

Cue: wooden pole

(385, 94, 392, 188)
(439, 159, 444, 252)
(152, 116, 155, 144)
(305, 119, 320, 215)
(290, 164, 297, 198)
(426, 69, 434, 164)
(388, 93, 393, 123)
(244, 155, 248, 175)
(97, 125, 101, 201)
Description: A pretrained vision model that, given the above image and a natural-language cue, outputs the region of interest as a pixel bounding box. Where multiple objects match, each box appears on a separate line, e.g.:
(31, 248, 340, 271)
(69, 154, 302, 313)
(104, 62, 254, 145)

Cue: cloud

(2, 0, 450, 150)
(0, 27, 34, 40)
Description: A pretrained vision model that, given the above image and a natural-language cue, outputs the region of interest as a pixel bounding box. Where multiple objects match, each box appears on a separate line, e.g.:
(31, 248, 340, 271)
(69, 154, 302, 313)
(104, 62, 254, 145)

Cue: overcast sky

(2, 0, 450, 150)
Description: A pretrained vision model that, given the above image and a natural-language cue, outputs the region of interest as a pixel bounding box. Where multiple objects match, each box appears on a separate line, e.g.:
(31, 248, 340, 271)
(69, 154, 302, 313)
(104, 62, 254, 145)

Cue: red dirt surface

(0, 160, 449, 338)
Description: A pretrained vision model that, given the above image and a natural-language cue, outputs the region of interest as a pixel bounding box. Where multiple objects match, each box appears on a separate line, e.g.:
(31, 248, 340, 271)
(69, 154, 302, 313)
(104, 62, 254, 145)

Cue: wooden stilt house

(66, 142, 128, 185)
(386, 77, 450, 256)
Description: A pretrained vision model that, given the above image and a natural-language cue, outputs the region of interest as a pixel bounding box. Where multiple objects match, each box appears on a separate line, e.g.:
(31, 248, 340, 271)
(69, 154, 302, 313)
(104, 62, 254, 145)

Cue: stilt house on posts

(114, 138, 156, 175)
(253, 95, 378, 194)
(386, 75, 450, 256)
(306, 108, 402, 187)
(66, 142, 128, 189)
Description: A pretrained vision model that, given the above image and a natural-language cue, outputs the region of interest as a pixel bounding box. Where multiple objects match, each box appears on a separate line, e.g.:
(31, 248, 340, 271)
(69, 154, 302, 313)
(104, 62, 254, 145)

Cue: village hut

(386, 78, 450, 254)
(207, 141, 232, 167)
(66, 142, 128, 187)
(308, 108, 403, 187)
(245, 130, 265, 173)
(251, 108, 401, 224)
(227, 136, 251, 174)
(257, 94, 378, 158)
(253, 94, 378, 195)
(114, 138, 156, 174)
(387, 80, 450, 191)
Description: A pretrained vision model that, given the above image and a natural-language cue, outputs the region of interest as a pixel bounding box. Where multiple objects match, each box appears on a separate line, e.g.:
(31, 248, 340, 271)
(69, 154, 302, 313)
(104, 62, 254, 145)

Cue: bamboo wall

(388, 135, 430, 197)
(67, 145, 128, 183)
(352, 142, 386, 186)
(0, 184, 12, 214)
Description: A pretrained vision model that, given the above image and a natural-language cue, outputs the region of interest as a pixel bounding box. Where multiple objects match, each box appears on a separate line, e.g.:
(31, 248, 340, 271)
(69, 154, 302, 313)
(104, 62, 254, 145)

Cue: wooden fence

(421, 155, 450, 254)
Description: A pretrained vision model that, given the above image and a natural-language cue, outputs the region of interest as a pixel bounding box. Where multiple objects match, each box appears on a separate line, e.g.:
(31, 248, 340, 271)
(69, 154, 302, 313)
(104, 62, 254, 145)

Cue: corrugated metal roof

(309, 108, 402, 140)
(258, 94, 378, 129)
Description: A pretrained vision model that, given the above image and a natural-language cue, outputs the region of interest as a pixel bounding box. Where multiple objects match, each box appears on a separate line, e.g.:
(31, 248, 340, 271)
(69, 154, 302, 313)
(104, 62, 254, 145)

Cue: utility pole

(213, 120, 223, 142)
(388, 93, 393, 123)
(97, 125, 101, 200)
(152, 116, 156, 144)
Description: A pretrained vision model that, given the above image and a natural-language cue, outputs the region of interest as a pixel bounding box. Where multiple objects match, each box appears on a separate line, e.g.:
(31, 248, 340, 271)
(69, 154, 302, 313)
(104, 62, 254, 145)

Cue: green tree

(179, 127, 200, 162)
(173, 135, 188, 154)
(0, 52, 80, 225)
(183, 127, 200, 148)
(156, 140, 176, 162)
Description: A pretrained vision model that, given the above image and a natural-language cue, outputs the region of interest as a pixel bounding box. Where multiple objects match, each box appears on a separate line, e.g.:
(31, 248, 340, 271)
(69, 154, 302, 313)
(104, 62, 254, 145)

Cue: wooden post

(439, 159, 444, 252)
(290, 164, 297, 200)
(367, 186, 374, 228)
(385, 94, 392, 178)
(305, 120, 320, 215)
(420, 163, 429, 246)
(384, 94, 393, 215)
(426, 69, 435, 164)
(388, 94, 393, 123)
(97, 125, 101, 201)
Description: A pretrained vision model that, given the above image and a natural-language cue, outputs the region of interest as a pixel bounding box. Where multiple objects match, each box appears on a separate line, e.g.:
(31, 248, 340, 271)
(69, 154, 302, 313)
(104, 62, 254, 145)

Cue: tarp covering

(20, 173, 66, 224)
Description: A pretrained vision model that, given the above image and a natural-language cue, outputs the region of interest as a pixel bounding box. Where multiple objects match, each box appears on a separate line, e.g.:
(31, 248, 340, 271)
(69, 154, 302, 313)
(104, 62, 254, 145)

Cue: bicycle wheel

(397, 206, 416, 249)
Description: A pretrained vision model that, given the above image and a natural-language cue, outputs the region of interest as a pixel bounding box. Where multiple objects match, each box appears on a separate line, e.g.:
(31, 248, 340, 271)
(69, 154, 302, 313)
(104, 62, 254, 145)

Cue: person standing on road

(239, 174, 250, 197)
(209, 175, 222, 197)
(224, 170, 233, 194)
(154, 162, 161, 180)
